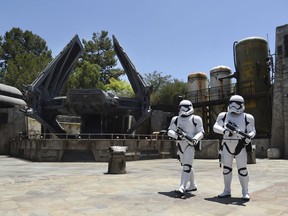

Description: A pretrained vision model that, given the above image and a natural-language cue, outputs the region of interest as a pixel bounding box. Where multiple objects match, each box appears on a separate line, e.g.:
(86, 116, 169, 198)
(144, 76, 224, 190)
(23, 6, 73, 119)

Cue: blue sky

(1, 0, 287, 82)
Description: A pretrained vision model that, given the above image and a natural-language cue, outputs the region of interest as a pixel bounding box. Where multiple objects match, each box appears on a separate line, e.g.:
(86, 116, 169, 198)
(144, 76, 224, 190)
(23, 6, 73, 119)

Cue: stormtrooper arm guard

(243, 113, 256, 144)
(193, 115, 205, 141)
(193, 131, 204, 142)
(168, 129, 181, 140)
(213, 112, 226, 135)
(246, 114, 256, 139)
(168, 116, 181, 140)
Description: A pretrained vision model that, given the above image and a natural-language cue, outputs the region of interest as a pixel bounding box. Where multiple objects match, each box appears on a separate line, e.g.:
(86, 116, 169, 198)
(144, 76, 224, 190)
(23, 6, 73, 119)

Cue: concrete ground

(0, 156, 287, 216)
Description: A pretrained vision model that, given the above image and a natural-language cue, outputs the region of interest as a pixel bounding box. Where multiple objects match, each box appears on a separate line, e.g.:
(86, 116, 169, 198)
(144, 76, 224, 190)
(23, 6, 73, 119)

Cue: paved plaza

(0, 156, 287, 216)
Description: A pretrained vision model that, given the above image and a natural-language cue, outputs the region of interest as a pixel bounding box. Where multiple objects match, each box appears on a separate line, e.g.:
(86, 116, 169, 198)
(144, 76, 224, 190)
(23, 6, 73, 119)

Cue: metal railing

(19, 132, 172, 141)
(187, 80, 269, 104)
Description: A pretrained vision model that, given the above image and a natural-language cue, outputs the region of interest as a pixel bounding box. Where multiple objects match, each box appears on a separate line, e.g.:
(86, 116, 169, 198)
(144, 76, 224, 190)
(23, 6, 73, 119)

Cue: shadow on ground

(205, 196, 248, 206)
(158, 191, 196, 199)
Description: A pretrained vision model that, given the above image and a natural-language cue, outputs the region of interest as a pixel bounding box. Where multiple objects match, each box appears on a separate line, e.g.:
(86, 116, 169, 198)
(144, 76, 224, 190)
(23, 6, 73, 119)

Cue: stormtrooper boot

(177, 171, 190, 194)
(218, 171, 232, 198)
(186, 168, 197, 192)
(242, 191, 250, 201)
(239, 171, 250, 201)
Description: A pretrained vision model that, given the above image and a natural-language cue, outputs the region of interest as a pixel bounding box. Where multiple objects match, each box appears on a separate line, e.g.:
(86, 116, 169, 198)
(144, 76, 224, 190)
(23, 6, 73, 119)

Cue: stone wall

(271, 24, 288, 158)
(195, 139, 219, 159)
(8, 138, 174, 162)
(253, 138, 270, 158)
(9, 138, 269, 162)
(9, 138, 176, 162)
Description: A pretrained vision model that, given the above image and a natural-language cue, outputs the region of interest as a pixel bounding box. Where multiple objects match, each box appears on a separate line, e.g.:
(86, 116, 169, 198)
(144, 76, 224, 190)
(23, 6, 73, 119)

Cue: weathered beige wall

(0, 108, 27, 154)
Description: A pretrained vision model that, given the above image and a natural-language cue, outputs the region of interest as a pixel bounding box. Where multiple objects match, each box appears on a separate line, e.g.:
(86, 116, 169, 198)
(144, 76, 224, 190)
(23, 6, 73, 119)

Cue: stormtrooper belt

(223, 139, 244, 156)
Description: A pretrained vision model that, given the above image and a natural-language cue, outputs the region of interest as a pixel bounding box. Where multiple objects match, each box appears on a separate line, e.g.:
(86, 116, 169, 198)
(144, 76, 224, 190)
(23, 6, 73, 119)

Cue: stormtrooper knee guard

(238, 167, 250, 201)
(218, 166, 232, 198)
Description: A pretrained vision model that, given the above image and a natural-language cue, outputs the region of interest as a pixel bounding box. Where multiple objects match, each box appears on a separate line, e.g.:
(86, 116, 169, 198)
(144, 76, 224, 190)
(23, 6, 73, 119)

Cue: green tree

(157, 79, 188, 105)
(66, 31, 133, 97)
(144, 71, 174, 105)
(103, 77, 134, 97)
(144, 71, 172, 92)
(0, 27, 52, 89)
(67, 60, 104, 90)
(80, 31, 124, 85)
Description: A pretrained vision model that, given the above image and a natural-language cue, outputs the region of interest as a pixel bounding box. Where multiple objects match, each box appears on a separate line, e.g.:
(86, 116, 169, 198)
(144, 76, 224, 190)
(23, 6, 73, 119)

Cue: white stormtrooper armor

(213, 95, 256, 201)
(168, 100, 205, 194)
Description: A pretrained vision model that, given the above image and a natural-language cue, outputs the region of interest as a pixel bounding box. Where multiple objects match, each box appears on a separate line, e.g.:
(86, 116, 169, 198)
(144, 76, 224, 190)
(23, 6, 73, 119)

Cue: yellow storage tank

(187, 72, 208, 103)
(234, 36, 271, 136)
(187, 72, 208, 120)
(210, 65, 232, 100)
(209, 66, 233, 131)
(234, 36, 270, 95)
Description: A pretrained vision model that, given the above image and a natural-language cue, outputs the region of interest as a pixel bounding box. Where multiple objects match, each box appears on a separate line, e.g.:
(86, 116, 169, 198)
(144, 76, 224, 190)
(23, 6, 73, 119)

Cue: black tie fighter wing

(23, 35, 83, 134)
(112, 35, 152, 133)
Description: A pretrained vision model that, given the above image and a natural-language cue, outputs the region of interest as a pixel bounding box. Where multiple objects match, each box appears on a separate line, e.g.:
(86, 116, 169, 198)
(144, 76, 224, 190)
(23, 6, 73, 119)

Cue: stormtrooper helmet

(179, 100, 194, 116)
(228, 95, 245, 114)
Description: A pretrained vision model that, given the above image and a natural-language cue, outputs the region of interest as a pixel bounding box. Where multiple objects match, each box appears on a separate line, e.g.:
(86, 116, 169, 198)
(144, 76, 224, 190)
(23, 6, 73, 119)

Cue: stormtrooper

(168, 100, 205, 195)
(213, 95, 256, 201)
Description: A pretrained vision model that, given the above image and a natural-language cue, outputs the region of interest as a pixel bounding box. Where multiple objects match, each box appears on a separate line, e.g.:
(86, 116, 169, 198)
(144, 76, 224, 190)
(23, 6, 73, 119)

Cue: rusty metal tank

(187, 72, 208, 103)
(209, 66, 233, 132)
(234, 36, 271, 136)
(234, 36, 270, 95)
(209, 65, 232, 100)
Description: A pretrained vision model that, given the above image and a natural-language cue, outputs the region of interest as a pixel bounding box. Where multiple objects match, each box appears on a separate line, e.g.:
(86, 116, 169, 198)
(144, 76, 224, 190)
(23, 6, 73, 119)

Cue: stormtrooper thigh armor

(220, 140, 249, 197)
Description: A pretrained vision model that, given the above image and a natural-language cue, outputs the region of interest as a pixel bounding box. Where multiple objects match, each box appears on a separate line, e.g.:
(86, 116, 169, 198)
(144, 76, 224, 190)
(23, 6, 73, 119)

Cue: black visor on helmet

(180, 105, 191, 108)
(229, 101, 243, 106)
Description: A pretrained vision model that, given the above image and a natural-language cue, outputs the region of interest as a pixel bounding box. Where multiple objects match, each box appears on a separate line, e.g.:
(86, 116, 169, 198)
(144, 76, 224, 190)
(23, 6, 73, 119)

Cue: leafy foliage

(157, 79, 188, 105)
(144, 71, 187, 105)
(0, 27, 52, 89)
(67, 31, 130, 95)
(144, 71, 172, 92)
(80, 31, 124, 84)
(103, 77, 134, 97)
(4, 53, 52, 89)
(66, 60, 104, 90)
